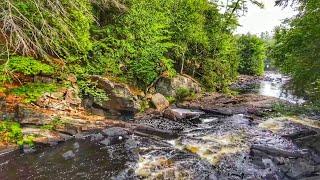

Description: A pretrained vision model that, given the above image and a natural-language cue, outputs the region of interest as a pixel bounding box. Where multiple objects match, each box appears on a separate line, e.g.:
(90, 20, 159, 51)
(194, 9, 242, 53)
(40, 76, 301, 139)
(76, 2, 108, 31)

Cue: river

(0, 72, 319, 179)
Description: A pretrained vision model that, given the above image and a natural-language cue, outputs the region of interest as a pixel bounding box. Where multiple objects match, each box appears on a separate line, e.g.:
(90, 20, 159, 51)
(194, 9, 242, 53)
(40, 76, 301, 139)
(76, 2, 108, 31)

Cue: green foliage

(176, 87, 195, 102)
(0, 120, 22, 144)
(92, 0, 176, 89)
(166, 96, 176, 104)
(41, 117, 65, 131)
(0, 120, 34, 146)
(91, 0, 241, 91)
(139, 100, 150, 113)
(0, 0, 261, 98)
(8, 56, 54, 76)
(18, 135, 35, 147)
(238, 34, 266, 76)
(11, 83, 59, 103)
(271, 0, 320, 102)
(77, 79, 108, 104)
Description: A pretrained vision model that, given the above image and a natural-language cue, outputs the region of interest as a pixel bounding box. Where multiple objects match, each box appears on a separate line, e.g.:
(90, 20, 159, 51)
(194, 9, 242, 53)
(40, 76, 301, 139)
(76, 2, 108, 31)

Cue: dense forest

(272, 0, 320, 103)
(0, 0, 268, 102)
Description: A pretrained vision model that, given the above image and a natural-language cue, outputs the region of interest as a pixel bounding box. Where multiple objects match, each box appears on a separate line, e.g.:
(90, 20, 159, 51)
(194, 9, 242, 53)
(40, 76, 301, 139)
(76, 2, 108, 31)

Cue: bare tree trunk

(180, 52, 185, 74)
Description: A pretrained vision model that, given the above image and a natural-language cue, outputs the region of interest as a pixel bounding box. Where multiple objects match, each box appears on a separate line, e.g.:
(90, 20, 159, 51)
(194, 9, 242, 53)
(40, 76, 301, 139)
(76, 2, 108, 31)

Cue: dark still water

(0, 139, 135, 180)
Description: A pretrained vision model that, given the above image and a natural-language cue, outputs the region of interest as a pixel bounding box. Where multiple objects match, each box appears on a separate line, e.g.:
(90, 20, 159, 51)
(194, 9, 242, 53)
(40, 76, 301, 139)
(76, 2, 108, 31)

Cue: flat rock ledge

(177, 93, 281, 116)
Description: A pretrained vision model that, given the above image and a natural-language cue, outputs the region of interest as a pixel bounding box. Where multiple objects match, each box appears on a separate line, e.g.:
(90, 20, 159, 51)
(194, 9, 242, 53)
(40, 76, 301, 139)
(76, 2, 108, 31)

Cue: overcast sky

(236, 0, 297, 35)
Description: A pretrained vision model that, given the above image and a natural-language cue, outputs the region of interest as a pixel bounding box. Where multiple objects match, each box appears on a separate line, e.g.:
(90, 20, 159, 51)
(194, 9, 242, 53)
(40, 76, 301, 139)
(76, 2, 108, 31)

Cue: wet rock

(163, 108, 184, 121)
(22, 127, 66, 145)
(90, 75, 141, 113)
(163, 108, 204, 121)
(99, 138, 111, 146)
(62, 150, 75, 160)
(99, 127, 131, 145)
(178, 93, 280, 116)
(102, 127, 129, 137)
(151, 93, 169, 111)
(208, 173, 218, 180)
(135, 117, 188, 134)
(284, 159, 318, 179)
(133, 124, 179, 139)
(251, 144, 307, 158)
(90, 133, 104, 141)
(155, 74, 201, 97)
(124, 139, 138, 151)
(75, 133, 91, 140)
(73, 142, 80, 150)
(230, 75, 262, 93)
(23, 145, 36, 154)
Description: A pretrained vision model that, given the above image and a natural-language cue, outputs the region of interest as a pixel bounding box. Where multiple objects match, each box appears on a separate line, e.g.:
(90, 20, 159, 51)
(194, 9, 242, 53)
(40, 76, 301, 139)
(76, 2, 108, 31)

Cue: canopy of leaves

(238, 34, 266, 76)
(0, 0, 266, 98)
(271, 0, 320, 101)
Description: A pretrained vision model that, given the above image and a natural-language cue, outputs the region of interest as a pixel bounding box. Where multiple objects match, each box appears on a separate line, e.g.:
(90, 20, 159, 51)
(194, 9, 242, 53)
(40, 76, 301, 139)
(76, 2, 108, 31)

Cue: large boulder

(155, 75, 201, 97)
(151, 93, 169, 111)
(90, 76, 141, 113)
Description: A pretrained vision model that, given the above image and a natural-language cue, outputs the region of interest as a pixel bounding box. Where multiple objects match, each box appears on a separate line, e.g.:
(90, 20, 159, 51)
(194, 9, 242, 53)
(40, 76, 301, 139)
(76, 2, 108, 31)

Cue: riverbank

(1, 72, 320, 179)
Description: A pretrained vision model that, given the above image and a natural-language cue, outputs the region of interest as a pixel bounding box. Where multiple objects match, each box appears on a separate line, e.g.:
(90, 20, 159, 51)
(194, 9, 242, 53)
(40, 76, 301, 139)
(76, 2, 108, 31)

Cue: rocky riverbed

(1, 109, 320, 179)
(0, 72, 319, 179)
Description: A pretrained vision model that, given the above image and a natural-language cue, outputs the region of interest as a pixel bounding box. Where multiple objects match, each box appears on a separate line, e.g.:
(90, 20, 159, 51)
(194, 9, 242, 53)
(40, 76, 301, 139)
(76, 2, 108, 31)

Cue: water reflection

(259, 71, 305, 104)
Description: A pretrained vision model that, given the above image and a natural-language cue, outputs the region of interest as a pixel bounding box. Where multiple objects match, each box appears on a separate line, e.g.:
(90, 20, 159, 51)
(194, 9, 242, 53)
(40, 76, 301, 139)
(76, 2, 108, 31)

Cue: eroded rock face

(91, 76, 141, 113)
(155, 75, 201, 97)
(151, 93, 169, 111)
(36, 87, 81, 111)
(22, 127, 69, 145)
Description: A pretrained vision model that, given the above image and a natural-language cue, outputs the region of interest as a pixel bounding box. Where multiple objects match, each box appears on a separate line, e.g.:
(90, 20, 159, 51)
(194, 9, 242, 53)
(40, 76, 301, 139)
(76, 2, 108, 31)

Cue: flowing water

(0, 72, 319, 179)
(259, 72, 305, 104)
(235, 71, 305, 104)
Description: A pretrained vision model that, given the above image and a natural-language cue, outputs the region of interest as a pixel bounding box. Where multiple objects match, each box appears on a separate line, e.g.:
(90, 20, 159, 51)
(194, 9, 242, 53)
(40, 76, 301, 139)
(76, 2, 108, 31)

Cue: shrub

(166, 96, 176, 104)
(41, 117, 65, 131)
(8, 56, 54, 76)
(0, 120, 22, 144)
(176, 87, 195, 102)
(77, 79, 109, 104)
(139, 100, 150, 113)
(11, 83, 59, 103)
(0, 120, 34, 146)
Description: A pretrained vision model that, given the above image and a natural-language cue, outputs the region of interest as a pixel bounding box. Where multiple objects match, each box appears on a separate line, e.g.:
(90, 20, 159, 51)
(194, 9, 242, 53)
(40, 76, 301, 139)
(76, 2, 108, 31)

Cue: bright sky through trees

(236, 0, 297, 35)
